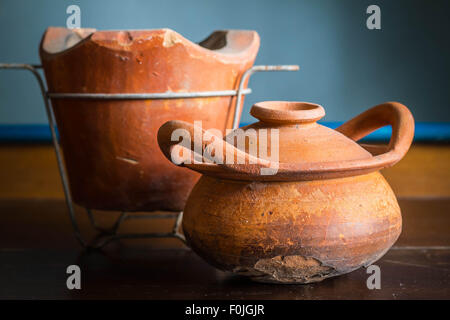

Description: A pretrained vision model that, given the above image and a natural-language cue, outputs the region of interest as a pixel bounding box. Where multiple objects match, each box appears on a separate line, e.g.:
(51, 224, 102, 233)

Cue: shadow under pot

(39, 27, 260, 212)
(158, 101, 415, 283)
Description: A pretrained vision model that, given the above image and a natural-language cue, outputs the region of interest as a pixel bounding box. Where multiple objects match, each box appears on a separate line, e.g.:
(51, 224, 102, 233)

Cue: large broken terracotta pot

(158, 101, 414, 283)
(39, 27, 259, 212)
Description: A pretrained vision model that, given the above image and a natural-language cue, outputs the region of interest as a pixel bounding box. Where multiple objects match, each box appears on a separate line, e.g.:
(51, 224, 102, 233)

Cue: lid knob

(250, 101, 325, 124)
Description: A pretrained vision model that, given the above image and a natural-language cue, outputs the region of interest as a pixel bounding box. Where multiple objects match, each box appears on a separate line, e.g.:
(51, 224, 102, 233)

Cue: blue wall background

(0, 0, 449, 126)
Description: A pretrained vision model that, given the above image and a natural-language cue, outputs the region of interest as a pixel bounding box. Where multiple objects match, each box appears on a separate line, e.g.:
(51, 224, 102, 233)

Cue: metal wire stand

(0, 63, 298, 249)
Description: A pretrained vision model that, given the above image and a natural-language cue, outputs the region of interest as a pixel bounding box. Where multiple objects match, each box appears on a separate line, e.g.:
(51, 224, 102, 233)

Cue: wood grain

(0, 143, 448, 299)
(0, 198, 448, 299)
(381, 144, 450, 198)
(0, 143, 448, 200)
(1, 198, 448, 250)
(0, 246, 448, 299)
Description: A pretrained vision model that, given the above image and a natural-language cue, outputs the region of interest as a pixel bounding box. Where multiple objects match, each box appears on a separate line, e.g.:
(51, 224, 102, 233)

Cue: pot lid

(239, 101, 372, 165)
(158, 101, 414, 181)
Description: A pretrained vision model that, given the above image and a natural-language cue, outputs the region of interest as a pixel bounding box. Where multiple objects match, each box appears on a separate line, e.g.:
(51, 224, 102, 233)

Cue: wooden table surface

(0, 143, 448, 299)
(0, 198, 448, 300)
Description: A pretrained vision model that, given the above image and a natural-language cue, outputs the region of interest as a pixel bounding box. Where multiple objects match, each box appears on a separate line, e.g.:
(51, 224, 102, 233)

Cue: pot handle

(157, 120, 271, 173)
(336, 101, 415, 169)
(158, 102, 414, 180)
(158, 120, 210, 165)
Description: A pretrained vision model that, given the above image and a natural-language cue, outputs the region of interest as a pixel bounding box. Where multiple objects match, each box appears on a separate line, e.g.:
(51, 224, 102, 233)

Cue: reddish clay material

(158, 101, 415, 283)
(39, 27, 259, 212)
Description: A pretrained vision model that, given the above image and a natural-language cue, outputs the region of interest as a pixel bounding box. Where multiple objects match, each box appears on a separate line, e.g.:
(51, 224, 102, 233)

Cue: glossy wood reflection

(0, 198, 448, 299)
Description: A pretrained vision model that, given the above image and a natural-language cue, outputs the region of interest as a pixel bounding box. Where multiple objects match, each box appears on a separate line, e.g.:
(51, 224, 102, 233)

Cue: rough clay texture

(252, 255, 335, 284)
(39, 27, 259, 211)
(183, 172, 402, 283)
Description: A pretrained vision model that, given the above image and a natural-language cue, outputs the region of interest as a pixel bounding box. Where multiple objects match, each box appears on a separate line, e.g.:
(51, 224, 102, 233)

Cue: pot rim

(40, 27, 260, 62)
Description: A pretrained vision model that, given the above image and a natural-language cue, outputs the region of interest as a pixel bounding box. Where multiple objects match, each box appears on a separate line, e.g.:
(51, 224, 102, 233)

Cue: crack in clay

(251, 255, 335, 284)
(117, 31, 133, 46)
(163, 29, 181, 47)
(116, 156, 139, 165)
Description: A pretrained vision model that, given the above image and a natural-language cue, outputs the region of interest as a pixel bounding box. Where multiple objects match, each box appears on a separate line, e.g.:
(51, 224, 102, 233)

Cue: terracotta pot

(158, 101, 415, 283)
(39, 27, 259, 212)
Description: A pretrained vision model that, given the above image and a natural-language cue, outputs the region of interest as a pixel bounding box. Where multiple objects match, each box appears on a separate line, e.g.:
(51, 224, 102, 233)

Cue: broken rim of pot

(40, 27, 260, 62)
(250, 101, 326, 124)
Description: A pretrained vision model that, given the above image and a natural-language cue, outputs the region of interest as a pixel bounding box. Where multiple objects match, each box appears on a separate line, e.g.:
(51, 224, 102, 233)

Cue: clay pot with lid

(158, 101, 414, 283)
(39, 27, 259, 212)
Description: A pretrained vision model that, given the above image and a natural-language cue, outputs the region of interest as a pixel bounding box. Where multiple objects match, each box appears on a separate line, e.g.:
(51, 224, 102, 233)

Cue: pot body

(183, 172, 401, 283)
(40, 28, 259, 212)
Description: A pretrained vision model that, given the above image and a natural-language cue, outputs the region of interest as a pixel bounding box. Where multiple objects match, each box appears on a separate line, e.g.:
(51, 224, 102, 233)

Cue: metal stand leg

(84, 209, 185, 249)
(0, 63, 298, 249)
